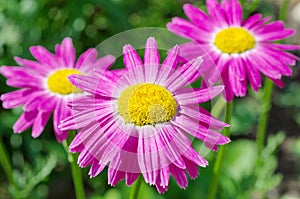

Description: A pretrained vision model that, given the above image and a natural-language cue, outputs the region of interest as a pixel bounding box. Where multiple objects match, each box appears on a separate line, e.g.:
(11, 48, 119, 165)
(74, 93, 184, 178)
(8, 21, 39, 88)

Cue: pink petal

(167, 17, 212, 43)
(221, 0, 243, 25)
(180, 105, 229, 130)
(183, 4, 214, 31)
(171, 115, 230, 146)
(156, 46, 180, 84)
(32, 111, 51, 138)
(29, 46, 58, 69)
(126, 173, 139, 186)
(175, 86, 224, 105)
(244, 57, 262, 92)
(184, 158, 199, 179)
(144, 37, 160, 66)
(86, 55, 116, 74)
(123, 44, 143, 69)
(166, 57, 203, 91)
(89, 162, 106, 177)
(108, 168, 125, 186)
(169, 164, 188, 189)
(68, 74, 116, 97)
(206, 0, 228, 27)
(53, 99, 70, 141)
(75, 48, 97, 69)
(14, 56, 50, 75)
(242, 14, 263, 29)
(257, 28, 295, 41)
(60, 37, 76, 68)
(1, 89, 35, 109)
(221, 68, 235, 102)
(13, 111, 37, 133)
(263, 43, 300, 51)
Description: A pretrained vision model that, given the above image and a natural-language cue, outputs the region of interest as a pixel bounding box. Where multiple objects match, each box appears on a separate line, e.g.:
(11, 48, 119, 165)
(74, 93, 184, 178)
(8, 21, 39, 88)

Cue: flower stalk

(63, 131, 85, 199)
(207, 102, 233, 199)
(129, 175, 143, 199)
(0, 137, 16, 186)
(256, 0, 290, 155)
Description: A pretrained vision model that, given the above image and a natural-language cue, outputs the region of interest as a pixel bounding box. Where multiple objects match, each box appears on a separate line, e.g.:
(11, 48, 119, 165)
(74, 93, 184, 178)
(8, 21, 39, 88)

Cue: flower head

(59, 37, 230, 193)
(0, 37, 115, 142)
(167, 0, 300, 101)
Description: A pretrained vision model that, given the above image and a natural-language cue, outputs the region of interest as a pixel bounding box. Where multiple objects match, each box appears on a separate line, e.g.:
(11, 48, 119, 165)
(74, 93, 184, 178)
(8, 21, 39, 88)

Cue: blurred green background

(0, 0, 300, 198)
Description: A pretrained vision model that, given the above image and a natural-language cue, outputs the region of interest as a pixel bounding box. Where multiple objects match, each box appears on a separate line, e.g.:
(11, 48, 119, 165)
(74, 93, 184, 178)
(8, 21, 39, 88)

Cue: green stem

(63, 131, 85, 199)
(256, 0, 289, 155)
(207, 102, 233, 199)
(129, 175, 142, 199)
(0, 136, 16, 186)
(256, 79, 274, 155)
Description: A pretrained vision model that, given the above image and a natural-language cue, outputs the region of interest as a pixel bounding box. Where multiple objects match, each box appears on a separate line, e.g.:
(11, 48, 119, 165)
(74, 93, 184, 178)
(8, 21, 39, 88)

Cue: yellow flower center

(118, 83, 177, 126)
(47, 69, 82, 95)
(214, 27, 255, 54)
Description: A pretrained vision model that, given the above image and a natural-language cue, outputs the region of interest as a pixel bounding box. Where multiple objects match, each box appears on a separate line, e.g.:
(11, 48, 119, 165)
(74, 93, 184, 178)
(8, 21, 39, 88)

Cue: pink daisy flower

(167, 0, 299, 101)
(59, 37, 230, 193)
(0, 37, 115, 142)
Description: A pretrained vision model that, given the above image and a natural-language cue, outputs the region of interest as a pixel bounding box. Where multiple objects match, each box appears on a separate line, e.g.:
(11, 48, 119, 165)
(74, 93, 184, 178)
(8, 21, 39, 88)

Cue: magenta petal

(32, 111, 51, 138)
(75, 48, 97, 69)
(60, 37, 76, 68)
(244, 57, 262, 92)
(162, 45, 180, 69)
(138, 127, 161, 184)
(258, 28, 295, 41)
(242, 13, 262, 29)
(255, 21, 285, 34)
(221, 0, 243, 25)
(1, 89, 34, 109)
(68, 74, 116, 97)
(159, 167, 170, 188)
(0, 66, 39, 79)
(184, 158, 199, 179)
(123, 44, 143, 69)
(171, 115, 230, 146)
(144, 37, 160, 66)
(29, 46, 58, 69)
(108, 168, 125, 186)
(53, 100, 70, 141)
(269, 77, 285, 88)
(183, 4, 214, 31)
(180, 105, 229, 130)
(169, 164, 188, 189)
(89, 162, 106, 178)
(263, 43, 300, 51)
(175, 86, 224, 105)
(23, 91, 48, 111)
(206, 0, 228, 26)
(156, 46, 180, 84)
(167, 17, 212, 43)
(13, 111, 37, 133)
(155, 183, 168, 194)
(166, 57, 203, 91)
(125, 173, 139, 186)
(228, 59, 247, 97)
(88, 55, 116, 73)
(14, 56, 50, 75)
(221, 68, 235, 102)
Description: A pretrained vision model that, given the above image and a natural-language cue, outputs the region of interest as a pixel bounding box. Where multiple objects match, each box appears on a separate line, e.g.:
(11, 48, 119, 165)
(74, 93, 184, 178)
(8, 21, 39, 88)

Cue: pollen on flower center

(214, 27, 255, 54)
(117, 83, 177, 126)
(47, 69, 81, 95)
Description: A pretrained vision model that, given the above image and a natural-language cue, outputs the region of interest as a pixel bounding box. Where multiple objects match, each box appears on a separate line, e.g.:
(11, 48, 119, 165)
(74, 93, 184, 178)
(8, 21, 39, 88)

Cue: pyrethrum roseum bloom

(167, 0, 299, 101)
(0, 37, 115, 142)
(59, 37, 230, 193)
